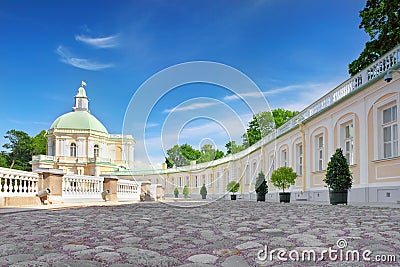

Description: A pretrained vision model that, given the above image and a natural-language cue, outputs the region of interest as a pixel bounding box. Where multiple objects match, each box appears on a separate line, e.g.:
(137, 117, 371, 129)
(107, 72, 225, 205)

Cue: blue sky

(0, 0, 369, 168)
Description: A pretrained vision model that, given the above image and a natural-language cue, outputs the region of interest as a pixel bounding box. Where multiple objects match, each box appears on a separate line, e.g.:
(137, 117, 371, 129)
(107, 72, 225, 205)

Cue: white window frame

(315, 134, 324, 171)
(382, 105, 398, 158)
(338, 115, 355, 165)
(244, 165, 250, 184)
(280, 148, 287, 167)
(70, 143, 77, 157)
(296, 143, 303, 176)
(94, 144, 100, 158)
(374, 95, 399, 160)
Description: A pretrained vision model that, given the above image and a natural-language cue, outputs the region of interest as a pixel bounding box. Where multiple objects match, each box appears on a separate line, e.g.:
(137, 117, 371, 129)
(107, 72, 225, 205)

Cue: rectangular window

(316, 135, 324, 171)
(195, 176, 198, 187)
(296, 144, 303, 175)
(269, 156, 275, 178)
(202, 175, 206, 185)
(186, 177, 189, 187)
(342, 123, 354, 165)
(245, 166, 250, 184)
(281, 150, 287, 167)
(382, 105, 398, 158)
(179, 177, 182, 187)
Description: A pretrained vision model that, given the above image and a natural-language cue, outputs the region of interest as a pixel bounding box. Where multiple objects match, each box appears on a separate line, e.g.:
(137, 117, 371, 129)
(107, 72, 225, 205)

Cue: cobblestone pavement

(1, 200, 399, 267)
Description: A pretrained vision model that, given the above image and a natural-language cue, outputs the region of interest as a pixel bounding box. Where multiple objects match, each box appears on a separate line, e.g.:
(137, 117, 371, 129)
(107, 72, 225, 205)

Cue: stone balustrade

(0, 167, 39, 196)
(62, 174, 104, 200)
(117, 179, 140, 201)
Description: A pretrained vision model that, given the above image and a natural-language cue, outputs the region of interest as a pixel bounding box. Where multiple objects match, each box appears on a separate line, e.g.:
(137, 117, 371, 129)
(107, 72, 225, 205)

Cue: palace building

(31, 82, 135, 177)
(123, 45, 400, 204)
(30, 44, 400, 205)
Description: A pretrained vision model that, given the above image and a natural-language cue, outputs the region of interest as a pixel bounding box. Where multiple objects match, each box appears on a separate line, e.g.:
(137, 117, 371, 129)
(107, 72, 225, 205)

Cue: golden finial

(81, 81, 87, 87)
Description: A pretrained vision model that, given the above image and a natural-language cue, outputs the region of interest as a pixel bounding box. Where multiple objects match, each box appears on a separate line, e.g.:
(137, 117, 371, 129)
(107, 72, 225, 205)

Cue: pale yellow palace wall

(138, 75, 400, 196)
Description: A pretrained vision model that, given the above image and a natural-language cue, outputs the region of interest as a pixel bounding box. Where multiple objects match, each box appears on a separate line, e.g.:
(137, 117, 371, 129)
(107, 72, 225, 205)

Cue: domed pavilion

(31, 82, 135, 177)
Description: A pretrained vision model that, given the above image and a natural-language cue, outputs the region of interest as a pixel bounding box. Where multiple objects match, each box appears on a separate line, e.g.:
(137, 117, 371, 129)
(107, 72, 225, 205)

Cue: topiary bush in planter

(174, 187, 179, 198)
(226, 181, 240, 200)
(183, 185, 190, 198)
(255, 171, 268, 202)
(323, 148, 353, 205)
(200, 184, 207, 199)
(270, 166, 297, 203)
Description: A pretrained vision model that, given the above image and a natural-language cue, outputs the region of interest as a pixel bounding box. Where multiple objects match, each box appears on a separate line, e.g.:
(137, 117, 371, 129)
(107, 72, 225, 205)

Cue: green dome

(50, 111, 108, 134)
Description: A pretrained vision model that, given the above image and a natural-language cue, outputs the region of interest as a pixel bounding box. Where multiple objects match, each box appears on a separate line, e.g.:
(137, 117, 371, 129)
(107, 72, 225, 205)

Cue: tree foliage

(272, 108, 299, 128)
(174, 187, 179, 198)
(225, 141, 245, 155)
(348, 0, 400, 76)
(183, 185, 190, 198)
(226, 181, 240, 193)
(241, 109, 298, 148)
(165, 143, 224, 167)
(270, 167, 297, 192)
(200, 184, 207, 197)
(324, 148, 353, 191)
(255, 171, 268, 195)
(165, 144, 189, 167)
(1, 129, 47, 171)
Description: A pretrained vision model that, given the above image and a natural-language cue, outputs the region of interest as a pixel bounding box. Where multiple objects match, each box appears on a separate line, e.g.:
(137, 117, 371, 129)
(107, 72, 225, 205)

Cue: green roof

(50, 111, 108, 134)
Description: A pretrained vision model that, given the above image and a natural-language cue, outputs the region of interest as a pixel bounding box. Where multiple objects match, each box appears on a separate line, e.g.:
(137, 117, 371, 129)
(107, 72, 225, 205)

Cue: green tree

(2, 130, 33, 171)
(180, 144, 201, 162)
(200, 184, 207, 199)
(183, 185, 190, 198)
(242, 115, 262, 147)
(174, 187, 179, 198)
(0, 152, 8, 168)
(272, 108, 299, 128)
(243, 109, 298, 147)
(270, 167, 297, 192)
(225, 141, 245, 155)
(32, 130, 47, 155)
(255, 171, 268, 195)
(165, 144, 189, 167)
(165, 157, 174, 168)
(348, 0, 400, 76)
(226, 181, 240, 194)
(198, 144, 224, 163)
(324, 148, 353, 191)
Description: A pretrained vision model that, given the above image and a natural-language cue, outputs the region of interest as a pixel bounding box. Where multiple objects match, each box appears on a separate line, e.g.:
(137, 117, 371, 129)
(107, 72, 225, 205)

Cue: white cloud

(56, 46, 113, 71)
(269, 81, 339, 111)
(75, 34, 119, 48)
(145, 122, 159, 128)
(223, 83, 318, 101)
(163, 102, 217, 113)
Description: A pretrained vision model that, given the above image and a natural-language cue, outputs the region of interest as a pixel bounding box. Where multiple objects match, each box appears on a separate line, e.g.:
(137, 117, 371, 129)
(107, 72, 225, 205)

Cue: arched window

(94, 144, 100, 157)
(70, 143, 77, 157)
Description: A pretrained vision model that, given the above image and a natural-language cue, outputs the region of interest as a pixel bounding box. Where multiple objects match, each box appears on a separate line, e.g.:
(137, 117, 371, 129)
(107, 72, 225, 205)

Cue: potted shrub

(200, 184, 207, 199)
(174, 187, 179, 198)
(324, 148, 353, 205)
(270, 166, 297, 203)
(226, 181, 240, 200)
(255, 171, 268, 202)
(183, 185, 190, 198)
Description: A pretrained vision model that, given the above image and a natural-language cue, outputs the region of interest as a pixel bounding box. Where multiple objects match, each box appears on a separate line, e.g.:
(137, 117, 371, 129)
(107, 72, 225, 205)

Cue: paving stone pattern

(0, 201, 399, 266)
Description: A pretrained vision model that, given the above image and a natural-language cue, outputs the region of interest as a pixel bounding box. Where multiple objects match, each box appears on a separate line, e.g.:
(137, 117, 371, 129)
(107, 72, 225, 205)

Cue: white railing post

(0, 167, 39, 197)
(117, 179, 140, 201)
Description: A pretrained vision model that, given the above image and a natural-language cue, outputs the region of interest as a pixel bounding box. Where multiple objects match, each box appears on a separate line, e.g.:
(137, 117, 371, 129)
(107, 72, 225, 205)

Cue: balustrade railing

(117, 179, 140, 201)
(0, 167, 39, 196)
(62, 174, 104, 199)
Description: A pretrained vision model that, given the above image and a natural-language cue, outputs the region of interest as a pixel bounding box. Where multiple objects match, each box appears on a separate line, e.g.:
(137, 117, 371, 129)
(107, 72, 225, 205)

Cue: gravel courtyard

(0, 200, 399, 266)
